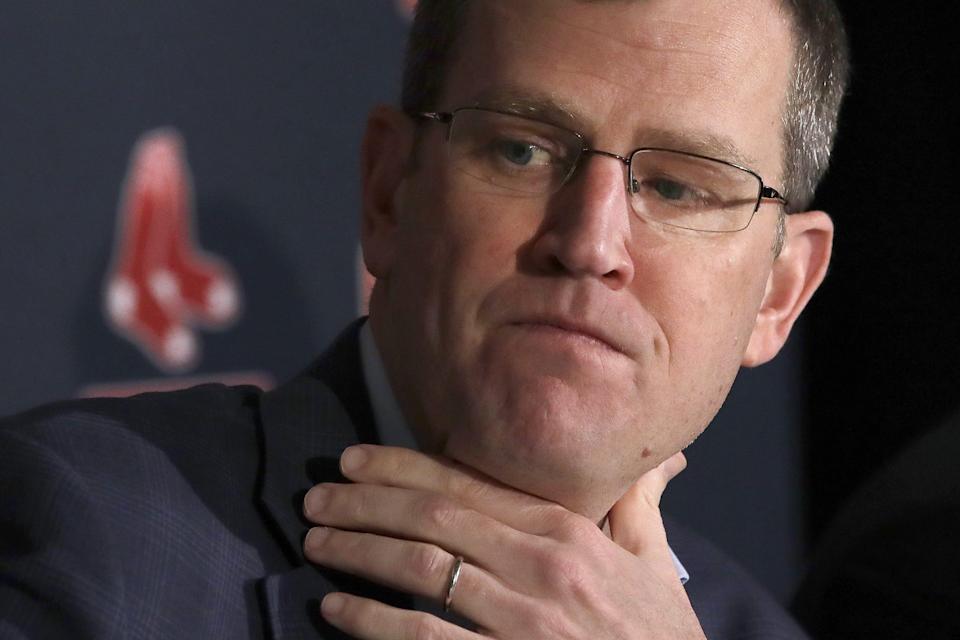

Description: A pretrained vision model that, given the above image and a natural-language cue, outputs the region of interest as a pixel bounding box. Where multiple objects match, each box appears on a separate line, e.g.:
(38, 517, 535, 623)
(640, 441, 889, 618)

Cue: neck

(366, 306, 443, 453)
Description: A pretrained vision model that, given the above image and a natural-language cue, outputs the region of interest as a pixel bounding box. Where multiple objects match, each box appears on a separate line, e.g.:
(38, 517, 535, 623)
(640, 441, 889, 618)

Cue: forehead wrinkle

(477, 6, 747, 104)
(507, 31, 733, 99)
(538, 59, 726, 106)
(487, 0, 745, 63)
(540, 8, 748, 61)
(464, 2, 774, 168)
(497, 46, 727, 108)
(639, 18, 750, 55)
(487, 0, 766, 78)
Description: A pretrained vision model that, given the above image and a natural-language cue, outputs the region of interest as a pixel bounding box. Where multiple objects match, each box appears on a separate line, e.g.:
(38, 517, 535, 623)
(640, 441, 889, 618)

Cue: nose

(527, 153, 636, 289)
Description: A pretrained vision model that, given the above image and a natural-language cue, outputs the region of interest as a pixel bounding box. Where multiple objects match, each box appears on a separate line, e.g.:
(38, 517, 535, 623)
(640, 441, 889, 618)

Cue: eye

(651, 179, 695, 201)
(496, 140, 550, 166)
(633, 176, 714, 208)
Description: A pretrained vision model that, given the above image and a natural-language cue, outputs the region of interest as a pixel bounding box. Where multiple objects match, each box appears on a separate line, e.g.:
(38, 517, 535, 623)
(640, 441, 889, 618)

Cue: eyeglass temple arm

(418, 111, 453, 123)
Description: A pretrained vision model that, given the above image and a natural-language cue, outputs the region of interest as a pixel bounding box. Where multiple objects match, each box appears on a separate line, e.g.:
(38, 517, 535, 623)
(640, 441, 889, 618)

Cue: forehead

(443, 0, 794, 175)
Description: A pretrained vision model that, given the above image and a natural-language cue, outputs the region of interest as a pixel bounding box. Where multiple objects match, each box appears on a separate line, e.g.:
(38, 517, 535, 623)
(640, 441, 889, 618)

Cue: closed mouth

(511, 318, 627, 356)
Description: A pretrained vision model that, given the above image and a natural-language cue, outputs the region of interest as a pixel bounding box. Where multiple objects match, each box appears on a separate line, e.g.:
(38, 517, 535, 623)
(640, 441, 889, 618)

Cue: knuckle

(642, 492, 662, 514)
(446, 471, 489, 503)
(411, 612, 444, 640)
(419, 494, 459, 530)
(565, 515, 598, 543)
(548, 509, 594, 544)
(542, 553, 590, 598)
(330, 594, 359, 624)
(344, 485, 371, 522)
(408, 544, 448, 582)
(337, 530, 365, 557)
(539, 503, 576, 533)
(383, 447, 412, 478)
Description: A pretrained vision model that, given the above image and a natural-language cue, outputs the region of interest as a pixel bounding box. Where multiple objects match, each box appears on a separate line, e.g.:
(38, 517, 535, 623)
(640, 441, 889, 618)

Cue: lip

(510, 316, 629, 357)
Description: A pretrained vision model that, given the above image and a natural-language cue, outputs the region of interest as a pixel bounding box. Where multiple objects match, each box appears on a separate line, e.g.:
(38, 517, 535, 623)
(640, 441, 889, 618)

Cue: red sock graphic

(154, 134, 239, 327)
(103, 129, 240, 372)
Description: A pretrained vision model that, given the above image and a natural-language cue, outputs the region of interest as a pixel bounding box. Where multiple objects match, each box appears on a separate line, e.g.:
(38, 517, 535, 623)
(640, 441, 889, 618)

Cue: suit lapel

(256, 320, 411, 638)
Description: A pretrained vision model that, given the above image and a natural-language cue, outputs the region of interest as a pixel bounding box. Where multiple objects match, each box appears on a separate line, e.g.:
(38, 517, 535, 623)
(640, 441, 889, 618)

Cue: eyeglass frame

(415, 106, 789, 232)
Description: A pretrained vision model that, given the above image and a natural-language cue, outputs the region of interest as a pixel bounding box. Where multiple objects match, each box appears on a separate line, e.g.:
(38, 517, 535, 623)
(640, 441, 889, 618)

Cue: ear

(742, 211, 834, 367)
(360, 104, 415, 279)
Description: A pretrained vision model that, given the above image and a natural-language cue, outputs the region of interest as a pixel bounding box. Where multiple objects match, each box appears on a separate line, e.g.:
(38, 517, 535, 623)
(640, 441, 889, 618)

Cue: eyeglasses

(417, 107, 787, 233)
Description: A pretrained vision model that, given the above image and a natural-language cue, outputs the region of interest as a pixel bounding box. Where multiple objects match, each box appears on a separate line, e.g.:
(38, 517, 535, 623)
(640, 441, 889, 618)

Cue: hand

(302, 445, 703, 639)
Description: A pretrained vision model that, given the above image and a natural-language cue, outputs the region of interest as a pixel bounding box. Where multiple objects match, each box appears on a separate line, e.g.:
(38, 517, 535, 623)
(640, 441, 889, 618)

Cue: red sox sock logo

(102, 129, 241, 373)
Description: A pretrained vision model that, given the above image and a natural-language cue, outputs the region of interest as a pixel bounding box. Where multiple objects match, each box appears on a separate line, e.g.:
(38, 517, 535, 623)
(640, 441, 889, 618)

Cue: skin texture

(304, 0, 835, 636)
(362, 0, 833, 522)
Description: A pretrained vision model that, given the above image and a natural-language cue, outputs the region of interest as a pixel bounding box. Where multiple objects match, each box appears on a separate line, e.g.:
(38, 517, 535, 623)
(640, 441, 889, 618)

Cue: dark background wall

(803, 0, 960, 546)
(1, 0, 948, 607)
(0, 2, 407, 402)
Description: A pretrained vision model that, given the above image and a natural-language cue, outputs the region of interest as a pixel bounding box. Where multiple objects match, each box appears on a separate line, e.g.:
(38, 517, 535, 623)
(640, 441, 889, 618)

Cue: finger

(338, 445, 565, 535)
(629, 451, 687, 510)
(303, 482, 536, 578)
(321, 592, 480, 640)
(304, 526, 516, 629)
(660, 451, 688, 484)
(607, 452, 686, 557)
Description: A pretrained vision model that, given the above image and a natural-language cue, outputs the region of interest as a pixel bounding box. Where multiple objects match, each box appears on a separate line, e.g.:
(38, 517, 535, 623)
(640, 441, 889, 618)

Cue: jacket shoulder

(665, 516, 809, 640)
(1, 384, 263, 468)
(0, 383, 268, 539)
(0, 385, 271, 638)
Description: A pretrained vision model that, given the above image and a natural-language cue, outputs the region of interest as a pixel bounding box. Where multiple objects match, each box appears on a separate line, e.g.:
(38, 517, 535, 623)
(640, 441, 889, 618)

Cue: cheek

(635, 240, 769, 374)
(639, 258, 757, 436)
(394, 186, 533, 347)
(437, 186, 538, 278)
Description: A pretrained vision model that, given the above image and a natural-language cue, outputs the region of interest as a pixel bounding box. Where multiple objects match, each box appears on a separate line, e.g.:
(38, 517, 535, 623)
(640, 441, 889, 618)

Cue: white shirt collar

(359, 322, 419, 450)
(358, 322, 689, 585)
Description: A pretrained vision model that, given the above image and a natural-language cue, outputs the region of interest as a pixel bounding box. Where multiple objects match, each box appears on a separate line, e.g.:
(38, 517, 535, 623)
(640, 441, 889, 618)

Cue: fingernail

(322, 593, 345, 617)
(303, 485, 328, 517)
(340, 446, 367, 474)
(304, 526, 329, 550)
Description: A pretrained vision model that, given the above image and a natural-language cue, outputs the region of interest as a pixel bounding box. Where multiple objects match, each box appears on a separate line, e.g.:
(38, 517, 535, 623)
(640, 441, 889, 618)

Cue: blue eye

(499, 141, 536, 165)
(653, 180, 690, 201)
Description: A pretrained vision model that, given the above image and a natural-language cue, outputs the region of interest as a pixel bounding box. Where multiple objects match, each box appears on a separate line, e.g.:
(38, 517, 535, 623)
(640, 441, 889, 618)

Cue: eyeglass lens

(445, 109, 763, 232)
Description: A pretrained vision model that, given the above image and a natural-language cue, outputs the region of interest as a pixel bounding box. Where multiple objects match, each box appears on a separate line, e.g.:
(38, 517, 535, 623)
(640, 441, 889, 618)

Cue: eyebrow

(464, 88, 759, 169)
(635, 128, 758, 169)
(468, 88, 583, 129)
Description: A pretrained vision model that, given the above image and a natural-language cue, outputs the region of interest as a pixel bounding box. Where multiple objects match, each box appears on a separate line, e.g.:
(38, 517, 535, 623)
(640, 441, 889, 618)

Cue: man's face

(367, 0, 797, 519)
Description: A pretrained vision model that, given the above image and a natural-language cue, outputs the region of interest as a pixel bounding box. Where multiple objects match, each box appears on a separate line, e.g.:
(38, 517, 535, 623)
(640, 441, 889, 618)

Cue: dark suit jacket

(792, 414, 960, 639)
(1, 322, 808, 639)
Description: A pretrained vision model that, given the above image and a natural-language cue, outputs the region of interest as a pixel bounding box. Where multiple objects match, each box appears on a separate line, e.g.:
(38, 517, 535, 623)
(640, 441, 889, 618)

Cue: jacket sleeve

(0, 427, 127, 639)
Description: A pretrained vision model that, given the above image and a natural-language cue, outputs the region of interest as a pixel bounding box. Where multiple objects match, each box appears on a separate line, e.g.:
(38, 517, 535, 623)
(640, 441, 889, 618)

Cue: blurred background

(1, 0, 956, 609)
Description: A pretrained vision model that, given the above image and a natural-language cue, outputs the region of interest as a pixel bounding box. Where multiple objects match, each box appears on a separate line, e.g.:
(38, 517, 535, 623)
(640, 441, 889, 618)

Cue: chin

(438, 377, 639, 519)
(445, 437, 602, 517)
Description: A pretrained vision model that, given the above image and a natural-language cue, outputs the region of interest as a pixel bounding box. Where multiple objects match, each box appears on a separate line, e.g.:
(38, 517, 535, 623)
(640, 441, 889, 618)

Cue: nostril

(548, 254, 566, 274)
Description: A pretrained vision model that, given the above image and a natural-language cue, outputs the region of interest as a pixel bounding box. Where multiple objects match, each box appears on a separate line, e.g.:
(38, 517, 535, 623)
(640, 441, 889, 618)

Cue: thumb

(607, 451, 686, 555)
